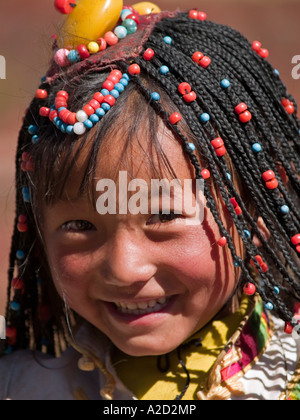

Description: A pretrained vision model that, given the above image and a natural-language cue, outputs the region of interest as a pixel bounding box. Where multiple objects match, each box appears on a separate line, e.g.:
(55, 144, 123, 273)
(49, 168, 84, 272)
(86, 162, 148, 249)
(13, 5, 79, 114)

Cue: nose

(101, 228, 156, 287)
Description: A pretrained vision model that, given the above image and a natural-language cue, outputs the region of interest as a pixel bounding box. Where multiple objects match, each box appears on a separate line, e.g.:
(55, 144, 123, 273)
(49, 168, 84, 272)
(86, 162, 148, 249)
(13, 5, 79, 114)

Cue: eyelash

(61, 212, 184, 233)
(61, 220, 96, 232)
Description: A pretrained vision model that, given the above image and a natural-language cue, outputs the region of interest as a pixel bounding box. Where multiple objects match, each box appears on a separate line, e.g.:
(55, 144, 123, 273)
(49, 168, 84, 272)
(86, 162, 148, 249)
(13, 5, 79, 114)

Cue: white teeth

(114, 297, 170, 314)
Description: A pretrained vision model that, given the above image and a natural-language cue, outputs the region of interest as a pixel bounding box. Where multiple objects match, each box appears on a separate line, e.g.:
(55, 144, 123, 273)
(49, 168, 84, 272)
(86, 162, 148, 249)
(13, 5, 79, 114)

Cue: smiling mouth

(113, 297, 171, 315)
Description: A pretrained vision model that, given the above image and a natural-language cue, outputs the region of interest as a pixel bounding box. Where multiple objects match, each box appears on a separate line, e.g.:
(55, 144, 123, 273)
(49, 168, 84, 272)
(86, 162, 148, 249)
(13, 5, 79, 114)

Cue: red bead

(143, 48, 155, 61)
(127, 13, 140, 25)
(243, 282, 256, 296)
(192, 51, 204, 64)
(6, 326, 17, 345)
(211, 137, 224, 149)
(128, 64, 141, 75)
(281, 98, 290, 107)
(230, 197, 242, 215)
(67, 112, 77, 125)
(59, 109, 70, 123)
(89, 99, 100, 110)
(235, 102, 248, 114)
(217, 237, 227, 247)
(102, 80, 115, 91)
(284, 322, 294, 335)
(77, 44, 90, 59)
(201, 169, 211, 179)
(18, 215, 27, 224)
(291, 234, 300, 245)
(169, 112, 182, 124)
(39, 107, 50, 117)
(178, 82, 191, 95)
(296, 245, 300, 253)
(110, 70, 123, 80)
(197, 11, 207, 21)
(189, 9, 198, 19)
(239, 110, 252, 123)
(93, 92, 104, 103)
(103, 95, 116, 106)
(96, 37, 107, 51)
(250, 255, 268, 273)
(258, 48, 269, 59)
(252, 41, 262, 52)
(262, 170, 275, 182)
(35, 89, 48, 100)
(49, 110, 58, 122)
(83, 104, 94, 116)
(183, 91, 197, 103)
(285, 104, 295, 114)
(12, 278, 24, 291)
(265, 179, 279, 190)
(107, 74, 120, 84)
(199, 56, 211, 68)
(104, 31, 119, 46)
(17, 222, 28, 233)
(54, 0, 75, 14)
(55, 99, 67, 109)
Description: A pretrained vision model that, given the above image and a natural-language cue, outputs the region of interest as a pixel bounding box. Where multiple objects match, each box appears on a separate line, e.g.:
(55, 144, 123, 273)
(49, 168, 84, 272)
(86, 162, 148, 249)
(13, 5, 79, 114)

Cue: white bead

(73, 122, 86, 135)
(76, 110, 88, 122)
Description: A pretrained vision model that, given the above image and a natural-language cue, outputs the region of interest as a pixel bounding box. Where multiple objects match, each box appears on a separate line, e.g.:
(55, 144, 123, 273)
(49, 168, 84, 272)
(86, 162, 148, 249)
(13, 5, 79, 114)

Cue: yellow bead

(132, 2, 161, 15)
(57, 0, 123, 49)
(87, 41, 100, 54)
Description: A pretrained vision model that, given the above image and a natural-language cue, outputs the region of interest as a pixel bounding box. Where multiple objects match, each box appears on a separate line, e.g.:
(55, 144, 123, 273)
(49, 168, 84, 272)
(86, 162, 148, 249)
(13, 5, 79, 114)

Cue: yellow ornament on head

(132, 2, 161, 15)
(57, 0, 124, 49)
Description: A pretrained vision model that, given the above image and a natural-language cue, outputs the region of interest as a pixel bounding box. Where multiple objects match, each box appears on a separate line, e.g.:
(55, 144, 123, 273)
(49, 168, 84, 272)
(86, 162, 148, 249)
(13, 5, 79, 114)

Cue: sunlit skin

(41, 124, 241, 357)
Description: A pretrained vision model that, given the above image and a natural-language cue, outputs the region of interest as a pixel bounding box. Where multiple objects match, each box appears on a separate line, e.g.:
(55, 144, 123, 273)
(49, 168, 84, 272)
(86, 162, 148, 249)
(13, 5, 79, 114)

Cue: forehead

(64, 119, 195, 201)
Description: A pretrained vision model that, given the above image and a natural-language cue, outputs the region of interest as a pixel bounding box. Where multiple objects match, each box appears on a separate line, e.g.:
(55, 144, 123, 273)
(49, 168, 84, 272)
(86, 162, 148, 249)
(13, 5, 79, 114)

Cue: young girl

(0, 1, 299, 400)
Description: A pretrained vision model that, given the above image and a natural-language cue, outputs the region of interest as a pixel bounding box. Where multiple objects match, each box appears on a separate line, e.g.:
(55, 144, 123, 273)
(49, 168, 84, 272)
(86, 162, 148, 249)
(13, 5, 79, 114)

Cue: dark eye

(61, 220, 96, 232)
(146, 212, 184, 225)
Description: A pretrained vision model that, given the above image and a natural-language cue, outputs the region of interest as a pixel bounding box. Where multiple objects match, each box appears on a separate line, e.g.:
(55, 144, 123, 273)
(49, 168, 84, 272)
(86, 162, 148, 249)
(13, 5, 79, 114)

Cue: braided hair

(1, 11, 299, 357)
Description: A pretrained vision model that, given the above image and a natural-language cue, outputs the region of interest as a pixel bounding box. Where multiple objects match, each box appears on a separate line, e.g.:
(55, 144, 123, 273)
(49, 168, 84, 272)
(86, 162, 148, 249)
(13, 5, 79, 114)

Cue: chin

(112, 337, 180, 357)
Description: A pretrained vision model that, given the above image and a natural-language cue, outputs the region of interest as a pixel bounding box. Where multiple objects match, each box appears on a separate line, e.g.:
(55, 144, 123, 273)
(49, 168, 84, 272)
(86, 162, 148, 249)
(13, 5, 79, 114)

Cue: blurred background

(0, 0, 300, 315)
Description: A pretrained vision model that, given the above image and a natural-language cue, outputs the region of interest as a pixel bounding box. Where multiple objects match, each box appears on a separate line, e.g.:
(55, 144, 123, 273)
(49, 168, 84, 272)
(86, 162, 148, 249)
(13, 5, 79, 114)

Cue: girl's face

(42, 124, 238, 357)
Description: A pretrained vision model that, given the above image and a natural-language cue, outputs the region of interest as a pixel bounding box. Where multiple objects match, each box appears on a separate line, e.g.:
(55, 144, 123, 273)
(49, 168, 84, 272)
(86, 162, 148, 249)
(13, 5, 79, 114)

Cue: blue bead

(163, 36, 172, 45)
(90, 114, 99, 124)
(28, 125, 38, 135)
(84, 119, 93, 129)
(115, 83, 125, 93)
(160, 65, 169, 75)
(16, 250, 25, 260)
(101, 103, 111, 112)
(226, 172, 231, 180)
(280, 205, 290, 214)
(66, 125, 74, 134)
(114, 25, 128, 39)
(101, 88, 110, 96)
(120, 9, 132, 20)
(41, 76, 47, 83)
(252, 143, 262, 153)
(151, 92, 160, 101)
(95, 108, 105, 117)
(243, 229, 251, 239)
(122, 73, 129, 81)
(274, 286, 280, 295)
(274, 69, 280, 77)
(22, 186, 31, 203)
(265, 302, 274, 311)
(220, 79, 230, 89)
(11, 301, 20, 311)
(188, 143, 196, 151)
(234, 260, 240, 267)
(122, 18, 137, 34)
(68, 50, 80, 63)
(32, 135, 39, 144)
(110, 89, 120, 99)
(57, 107, 66, 113)
(200, 113, 210, 123)
(120, 78, 128, 86)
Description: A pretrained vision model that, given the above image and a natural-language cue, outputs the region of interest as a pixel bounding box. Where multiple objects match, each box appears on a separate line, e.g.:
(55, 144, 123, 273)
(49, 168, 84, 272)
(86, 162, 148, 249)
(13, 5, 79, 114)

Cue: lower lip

(104, 297, 176, 326)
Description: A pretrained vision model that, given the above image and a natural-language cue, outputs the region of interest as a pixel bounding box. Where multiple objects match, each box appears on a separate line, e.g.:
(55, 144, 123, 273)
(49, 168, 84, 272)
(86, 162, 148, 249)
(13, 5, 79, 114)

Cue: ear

(252, 216, 271, 247)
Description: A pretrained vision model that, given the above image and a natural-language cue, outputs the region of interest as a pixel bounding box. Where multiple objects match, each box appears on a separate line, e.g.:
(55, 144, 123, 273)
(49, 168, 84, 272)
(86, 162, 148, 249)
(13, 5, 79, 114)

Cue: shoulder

(0, 347, 100, 400)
